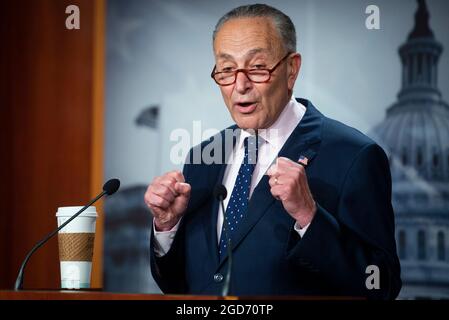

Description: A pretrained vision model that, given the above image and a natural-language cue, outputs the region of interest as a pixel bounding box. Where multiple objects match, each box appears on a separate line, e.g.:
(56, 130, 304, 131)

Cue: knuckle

(160, 184, 169, 193)
(146, 184, 154, 193)
(147, 196, 156, 206)
(144, 193, 151, 204)
(155, 197, 164, 207)
(163, 178, 176, 186)
(152, 176, 161, 184)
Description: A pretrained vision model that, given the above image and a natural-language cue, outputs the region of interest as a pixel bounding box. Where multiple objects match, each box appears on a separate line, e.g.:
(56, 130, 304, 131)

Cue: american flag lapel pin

(298, 155, 309, 167)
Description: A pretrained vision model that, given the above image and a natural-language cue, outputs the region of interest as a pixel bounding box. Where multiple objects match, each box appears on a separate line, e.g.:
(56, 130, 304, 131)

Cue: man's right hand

(144, 170, 191, 231)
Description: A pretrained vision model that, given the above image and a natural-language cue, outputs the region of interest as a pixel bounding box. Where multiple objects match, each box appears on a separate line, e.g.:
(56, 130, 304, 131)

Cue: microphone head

(103, 178, 120, 195)
(213, 185, 227, 201)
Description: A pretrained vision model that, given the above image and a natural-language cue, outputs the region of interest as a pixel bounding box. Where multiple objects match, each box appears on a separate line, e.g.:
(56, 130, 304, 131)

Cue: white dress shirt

(153, 97, 310, 257)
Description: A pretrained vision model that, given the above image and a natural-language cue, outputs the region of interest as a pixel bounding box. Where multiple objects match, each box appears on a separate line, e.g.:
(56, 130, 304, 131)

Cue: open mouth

(235, 102, 257, 114)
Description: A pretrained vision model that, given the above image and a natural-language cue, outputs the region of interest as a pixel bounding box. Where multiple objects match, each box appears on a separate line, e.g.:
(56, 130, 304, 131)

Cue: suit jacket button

(214, 273, 224, 283)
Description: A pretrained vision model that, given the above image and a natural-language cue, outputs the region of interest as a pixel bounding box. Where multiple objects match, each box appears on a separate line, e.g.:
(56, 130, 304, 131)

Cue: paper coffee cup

(56, 206, 97, 289)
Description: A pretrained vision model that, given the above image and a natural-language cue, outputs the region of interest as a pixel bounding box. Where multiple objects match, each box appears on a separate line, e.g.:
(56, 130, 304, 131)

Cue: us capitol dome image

(369, 0, 449, 299)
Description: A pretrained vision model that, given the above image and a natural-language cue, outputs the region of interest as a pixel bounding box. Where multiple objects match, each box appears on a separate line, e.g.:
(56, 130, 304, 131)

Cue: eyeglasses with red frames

(210, 52, 292, 86)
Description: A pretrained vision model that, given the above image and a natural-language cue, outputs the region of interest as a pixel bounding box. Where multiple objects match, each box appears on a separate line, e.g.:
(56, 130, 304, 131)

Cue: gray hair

(212, 4, 297, 53)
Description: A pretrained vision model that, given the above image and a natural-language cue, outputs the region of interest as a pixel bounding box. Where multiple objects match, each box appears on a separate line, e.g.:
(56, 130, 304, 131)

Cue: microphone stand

(14, 191, 107, 291)
(219, 196, 232, 297)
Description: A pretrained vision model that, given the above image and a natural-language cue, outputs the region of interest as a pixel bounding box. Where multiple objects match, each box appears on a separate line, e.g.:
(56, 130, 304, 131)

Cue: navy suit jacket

(151, 99, 402, 299)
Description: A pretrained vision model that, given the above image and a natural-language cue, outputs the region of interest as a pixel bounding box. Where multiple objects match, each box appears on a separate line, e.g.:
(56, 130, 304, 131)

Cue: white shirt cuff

(294, 221, 310, 238)
(152, 219, 181, 257)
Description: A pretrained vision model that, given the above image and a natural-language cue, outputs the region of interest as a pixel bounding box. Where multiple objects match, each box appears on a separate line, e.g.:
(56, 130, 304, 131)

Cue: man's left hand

(267, 157, 316, 228)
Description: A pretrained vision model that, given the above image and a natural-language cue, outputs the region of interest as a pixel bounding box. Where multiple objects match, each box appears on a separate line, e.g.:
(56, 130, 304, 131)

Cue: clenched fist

(266, 157, 316, 228)
(144, 170, 191, 231)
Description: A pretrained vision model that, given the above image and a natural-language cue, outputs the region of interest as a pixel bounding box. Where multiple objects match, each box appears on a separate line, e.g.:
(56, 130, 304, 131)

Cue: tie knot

(244, 136, 258, 165)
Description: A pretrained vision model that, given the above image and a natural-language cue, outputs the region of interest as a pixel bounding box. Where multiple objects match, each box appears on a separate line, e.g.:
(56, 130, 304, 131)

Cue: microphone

(14, 178, 121, 291)
(213, 185, 232, 297)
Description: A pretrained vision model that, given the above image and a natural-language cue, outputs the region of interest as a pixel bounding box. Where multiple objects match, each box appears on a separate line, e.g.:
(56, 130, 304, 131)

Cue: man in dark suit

(144, 4, 401, 299)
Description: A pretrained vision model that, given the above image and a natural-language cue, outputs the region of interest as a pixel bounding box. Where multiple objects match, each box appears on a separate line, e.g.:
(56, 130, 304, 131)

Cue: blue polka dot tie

(219, 136, 258, 260)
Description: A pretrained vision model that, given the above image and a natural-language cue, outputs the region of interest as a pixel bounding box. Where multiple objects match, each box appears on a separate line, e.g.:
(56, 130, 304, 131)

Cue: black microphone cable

(214, 185, 232, 297)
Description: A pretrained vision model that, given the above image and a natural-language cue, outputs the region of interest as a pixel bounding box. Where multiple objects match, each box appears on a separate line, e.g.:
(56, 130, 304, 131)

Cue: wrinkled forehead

(213, 17, 284, 61)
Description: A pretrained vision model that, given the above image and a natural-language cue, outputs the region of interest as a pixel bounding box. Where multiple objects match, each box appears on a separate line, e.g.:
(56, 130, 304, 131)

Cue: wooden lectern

(0, 290, 359, 300)
(0, 290, 231, 300)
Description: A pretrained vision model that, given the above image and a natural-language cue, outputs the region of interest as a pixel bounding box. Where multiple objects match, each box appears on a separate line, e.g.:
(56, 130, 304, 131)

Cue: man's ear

(287, 53, 301, 90)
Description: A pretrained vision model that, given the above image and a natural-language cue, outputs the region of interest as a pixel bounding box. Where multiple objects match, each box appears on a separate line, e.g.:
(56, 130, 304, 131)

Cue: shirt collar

(236, 96, 306, 151)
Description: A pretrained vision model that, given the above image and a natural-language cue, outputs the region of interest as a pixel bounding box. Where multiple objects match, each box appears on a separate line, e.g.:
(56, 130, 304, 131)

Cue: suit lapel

(217, 99, 324, 267)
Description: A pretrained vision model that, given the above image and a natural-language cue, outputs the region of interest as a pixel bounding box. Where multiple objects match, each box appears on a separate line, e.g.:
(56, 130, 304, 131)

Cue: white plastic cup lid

(56, 206, 97, 218)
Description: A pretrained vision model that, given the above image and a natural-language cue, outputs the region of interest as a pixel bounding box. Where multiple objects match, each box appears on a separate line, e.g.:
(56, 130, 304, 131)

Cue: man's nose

(234, 71, 253, 93)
